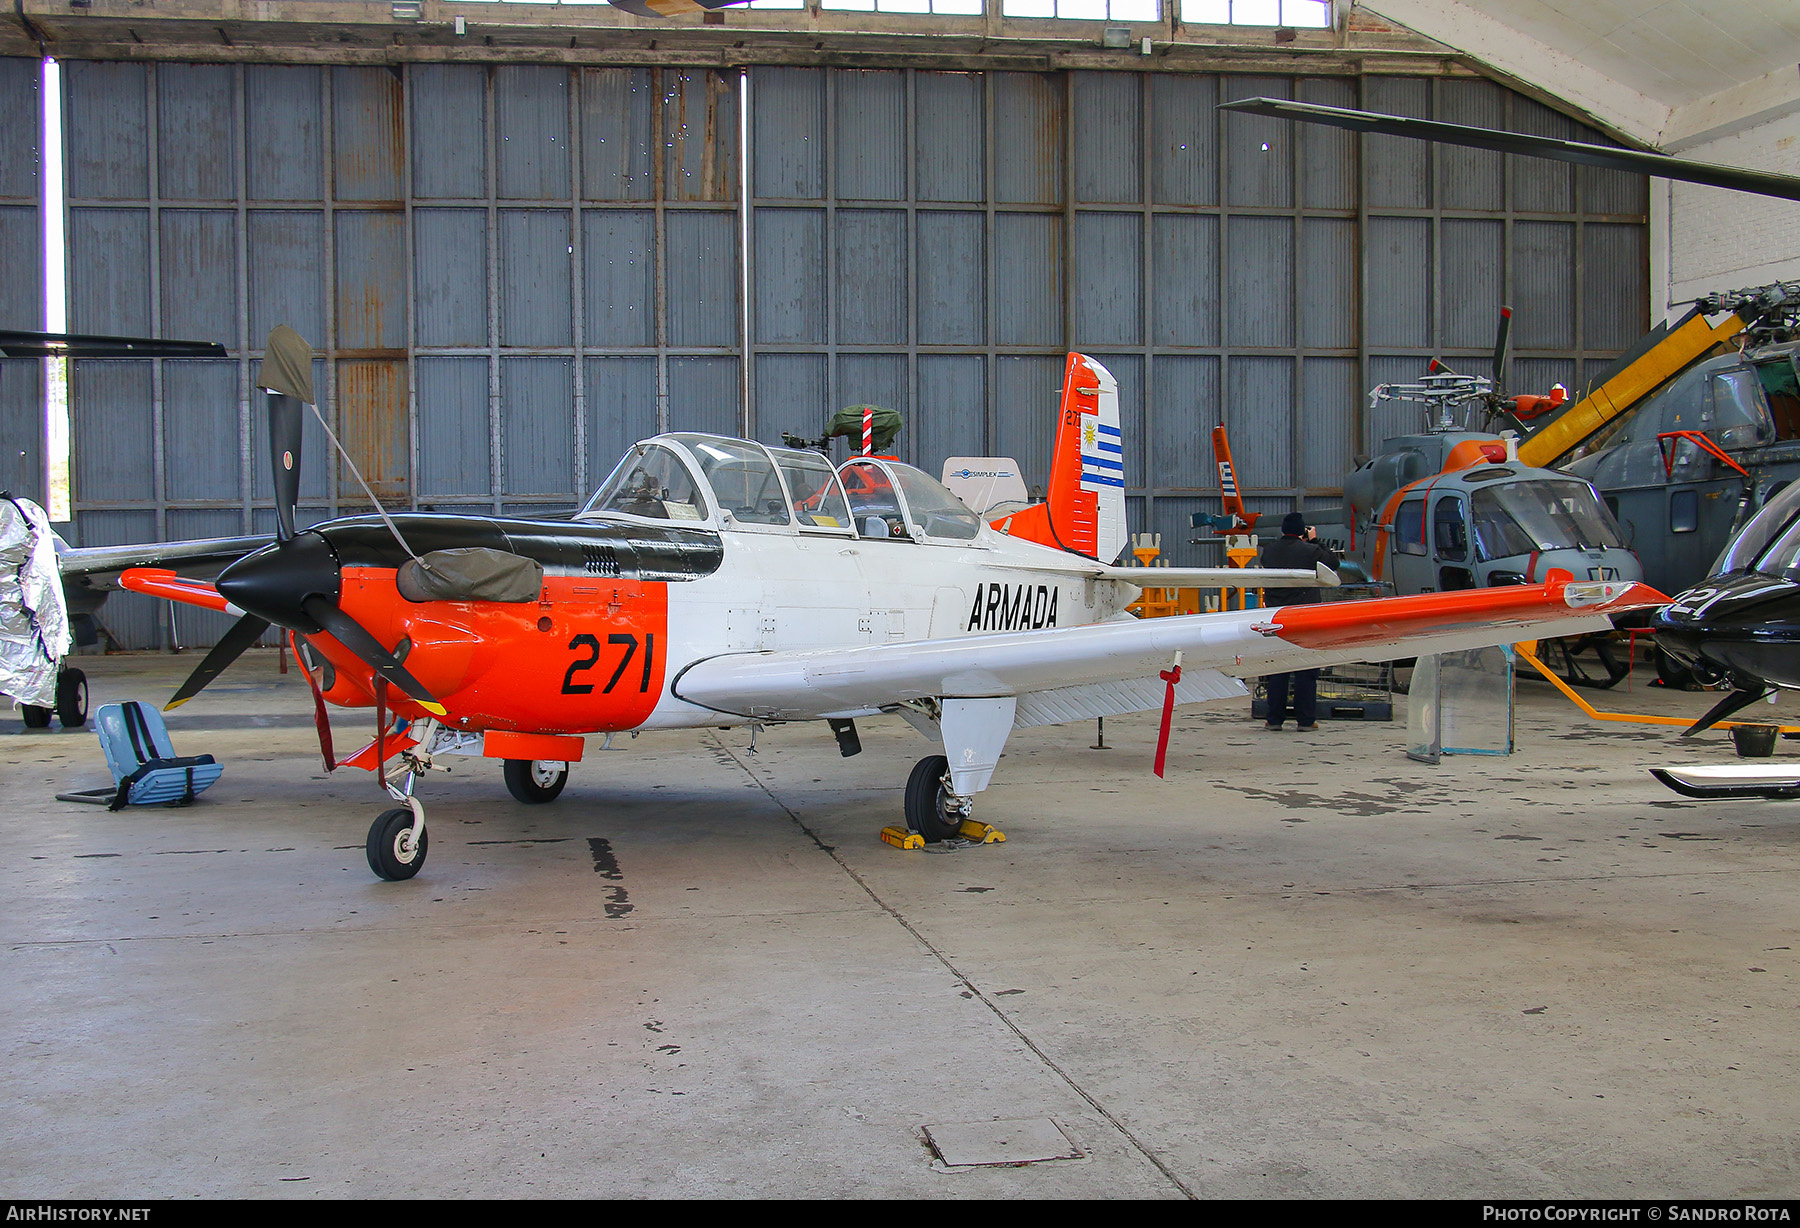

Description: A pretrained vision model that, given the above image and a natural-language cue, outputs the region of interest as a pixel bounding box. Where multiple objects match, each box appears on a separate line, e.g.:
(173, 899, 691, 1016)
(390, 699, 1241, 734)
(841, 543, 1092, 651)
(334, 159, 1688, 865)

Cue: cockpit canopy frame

(577, 433, 988, 546)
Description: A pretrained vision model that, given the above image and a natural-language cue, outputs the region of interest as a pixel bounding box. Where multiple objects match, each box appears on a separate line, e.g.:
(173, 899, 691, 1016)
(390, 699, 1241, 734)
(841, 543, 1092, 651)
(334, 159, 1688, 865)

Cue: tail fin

(1210, 426, 1259, 532)
(990, 353, 1126, 562)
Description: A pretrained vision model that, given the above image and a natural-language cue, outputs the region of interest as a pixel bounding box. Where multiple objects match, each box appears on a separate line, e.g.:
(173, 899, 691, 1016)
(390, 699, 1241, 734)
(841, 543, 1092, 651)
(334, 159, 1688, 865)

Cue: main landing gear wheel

(56, 668, 88, 728)
(20, 669, 91, 729)
(905, 754, 970, 843)
(367, 806, 428, 880)
(504, 758, 569, 804)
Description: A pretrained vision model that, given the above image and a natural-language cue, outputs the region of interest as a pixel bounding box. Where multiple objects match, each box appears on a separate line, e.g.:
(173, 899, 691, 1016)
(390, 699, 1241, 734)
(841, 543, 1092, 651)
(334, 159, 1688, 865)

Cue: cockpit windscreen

(1470, 480, 1623, 561)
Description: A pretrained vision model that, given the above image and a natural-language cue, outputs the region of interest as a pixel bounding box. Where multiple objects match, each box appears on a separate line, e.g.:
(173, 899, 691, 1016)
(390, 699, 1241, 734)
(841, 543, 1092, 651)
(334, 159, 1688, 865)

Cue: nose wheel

(367, 798, 428, 880)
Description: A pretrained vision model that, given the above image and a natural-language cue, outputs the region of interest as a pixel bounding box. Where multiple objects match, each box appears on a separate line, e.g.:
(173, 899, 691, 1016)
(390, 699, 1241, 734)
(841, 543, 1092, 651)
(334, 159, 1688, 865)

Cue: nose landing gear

(365, 738, 441, 881)
(367, 798, 428, 881)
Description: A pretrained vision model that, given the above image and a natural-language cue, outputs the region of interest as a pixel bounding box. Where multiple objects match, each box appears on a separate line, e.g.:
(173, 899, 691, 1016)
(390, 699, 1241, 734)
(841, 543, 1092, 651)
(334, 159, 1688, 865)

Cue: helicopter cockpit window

(1756, 358, 1800, 441)
(582, 443, 709, 523)
(891, 465, 983, 541)
(1710, 367, 1773, 448)
(841, 460, 910, 540)
(1719, 480, 1800, 575)
(674, 436, 792, 527)
(1469, 480, 1624, 561)
(769, 446, 853, 532)
(1395, 500, 1426, 556)
(1433, 496, 1468, 562)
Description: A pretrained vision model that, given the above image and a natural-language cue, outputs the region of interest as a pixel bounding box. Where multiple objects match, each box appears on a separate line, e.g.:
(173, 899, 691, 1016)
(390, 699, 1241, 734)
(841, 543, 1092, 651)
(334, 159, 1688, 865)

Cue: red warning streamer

(1153, 652, 1183, 779)
(291, 631, 336, 773)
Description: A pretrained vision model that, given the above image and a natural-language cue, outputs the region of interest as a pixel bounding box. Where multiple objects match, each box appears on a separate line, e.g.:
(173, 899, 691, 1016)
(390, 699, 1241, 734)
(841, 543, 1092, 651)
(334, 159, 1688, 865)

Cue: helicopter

(1559, 282, 1800, 598)
(1647, 475, 1800, 798)
(1213, 96, 1800, 683)
(1303, 310, 1643, 683)
(1214, 97, 1800, 605)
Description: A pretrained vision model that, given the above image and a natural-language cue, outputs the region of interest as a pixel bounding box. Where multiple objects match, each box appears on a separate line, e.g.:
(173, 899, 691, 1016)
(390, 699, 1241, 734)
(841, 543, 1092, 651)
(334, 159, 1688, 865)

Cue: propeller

(1681, 685, 1771, 737)
(166, 327, 446, 720)
(164, 612, 272, 709)
(261, 324, 311, 543)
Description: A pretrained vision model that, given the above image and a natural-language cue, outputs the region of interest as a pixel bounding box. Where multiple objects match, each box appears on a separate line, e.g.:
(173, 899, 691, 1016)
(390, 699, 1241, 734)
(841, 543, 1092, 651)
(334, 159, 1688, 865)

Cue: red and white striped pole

(861, 406, 874, 456)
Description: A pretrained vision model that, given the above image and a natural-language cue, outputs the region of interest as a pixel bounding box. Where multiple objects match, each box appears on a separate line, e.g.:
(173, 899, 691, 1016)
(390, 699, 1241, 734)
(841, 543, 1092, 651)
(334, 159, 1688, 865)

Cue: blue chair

(58, 701, 223, 810)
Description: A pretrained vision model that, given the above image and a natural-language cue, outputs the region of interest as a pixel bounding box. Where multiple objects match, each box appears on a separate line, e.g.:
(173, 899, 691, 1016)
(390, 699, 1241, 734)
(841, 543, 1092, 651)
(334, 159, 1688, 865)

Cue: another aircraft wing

(1092, 563, 1339, 589)
(59, 535, 274, 594)
(671, 577, 1665, 723)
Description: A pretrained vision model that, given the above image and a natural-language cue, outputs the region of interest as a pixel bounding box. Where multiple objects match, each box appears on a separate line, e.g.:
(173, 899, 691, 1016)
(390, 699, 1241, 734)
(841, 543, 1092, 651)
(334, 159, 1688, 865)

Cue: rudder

(991, 353, 1126, 562)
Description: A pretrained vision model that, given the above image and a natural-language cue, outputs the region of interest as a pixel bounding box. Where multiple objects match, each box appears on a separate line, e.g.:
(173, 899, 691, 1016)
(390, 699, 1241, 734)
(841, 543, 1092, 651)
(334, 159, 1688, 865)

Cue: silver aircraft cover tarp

(0, 495, 72, 707)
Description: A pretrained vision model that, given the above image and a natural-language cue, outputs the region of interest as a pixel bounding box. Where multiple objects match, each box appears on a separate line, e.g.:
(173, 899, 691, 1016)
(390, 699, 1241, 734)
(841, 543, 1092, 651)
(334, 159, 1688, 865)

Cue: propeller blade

(267, 392, 302, 543)
(164, 613, 272, 710)
(1491, 305, 1513, 385)
(258, 326, 314, 544)
(1216, 97, 1800, 203)
(300, 594, 446, 716)
(1682, 686, 1770, 737)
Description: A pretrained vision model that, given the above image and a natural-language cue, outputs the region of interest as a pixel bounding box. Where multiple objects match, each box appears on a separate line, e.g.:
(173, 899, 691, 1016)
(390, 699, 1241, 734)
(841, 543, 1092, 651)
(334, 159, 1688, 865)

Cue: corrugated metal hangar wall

(0, 59, 41, 504)
(1, 55, 1648, 648)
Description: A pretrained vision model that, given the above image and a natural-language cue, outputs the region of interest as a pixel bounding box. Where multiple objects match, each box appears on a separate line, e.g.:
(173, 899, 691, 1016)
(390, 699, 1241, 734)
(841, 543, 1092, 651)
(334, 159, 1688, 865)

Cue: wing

(59, 534, 275, 594)
(1093, 563, 1339, 589)
(672, 577, 1666, 724)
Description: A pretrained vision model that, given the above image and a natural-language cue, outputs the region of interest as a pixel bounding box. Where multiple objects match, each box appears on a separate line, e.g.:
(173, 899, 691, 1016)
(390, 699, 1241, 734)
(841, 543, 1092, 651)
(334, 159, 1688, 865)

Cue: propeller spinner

(166, 328, 445, 718)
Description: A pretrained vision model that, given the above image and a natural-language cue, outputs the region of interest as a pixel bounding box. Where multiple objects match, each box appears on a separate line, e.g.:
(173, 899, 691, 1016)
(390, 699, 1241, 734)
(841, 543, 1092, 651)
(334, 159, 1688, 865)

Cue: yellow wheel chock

(879, 821, 1007, 849)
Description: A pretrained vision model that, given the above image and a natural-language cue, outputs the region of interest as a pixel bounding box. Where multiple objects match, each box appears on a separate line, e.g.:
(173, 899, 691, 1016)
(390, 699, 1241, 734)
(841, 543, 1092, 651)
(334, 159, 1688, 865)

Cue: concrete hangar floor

(2, 652, 1797, 1199)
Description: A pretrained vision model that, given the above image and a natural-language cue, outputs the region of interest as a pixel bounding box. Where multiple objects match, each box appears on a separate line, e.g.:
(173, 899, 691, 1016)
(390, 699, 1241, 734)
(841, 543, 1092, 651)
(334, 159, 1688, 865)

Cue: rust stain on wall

(337, 359, 408, 504)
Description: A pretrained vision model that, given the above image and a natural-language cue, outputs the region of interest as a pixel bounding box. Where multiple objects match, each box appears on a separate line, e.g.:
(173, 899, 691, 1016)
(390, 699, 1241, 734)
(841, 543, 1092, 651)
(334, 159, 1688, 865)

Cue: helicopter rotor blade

(1681, 686, 1771, 737)
(1216, 98, 1800, 203)
(163, 613, 272, 710)
(1491, 305, 1513, 386)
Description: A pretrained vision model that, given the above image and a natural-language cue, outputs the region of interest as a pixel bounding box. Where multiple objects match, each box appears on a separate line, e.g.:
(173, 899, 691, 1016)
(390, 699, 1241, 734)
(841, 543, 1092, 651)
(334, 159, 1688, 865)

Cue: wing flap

(1013, 671, 1247, 728)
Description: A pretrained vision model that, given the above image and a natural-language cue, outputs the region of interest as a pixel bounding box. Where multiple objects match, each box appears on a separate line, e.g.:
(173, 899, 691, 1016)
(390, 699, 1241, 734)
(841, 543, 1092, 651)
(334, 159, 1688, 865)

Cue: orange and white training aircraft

(112, 331, 1666, 881)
